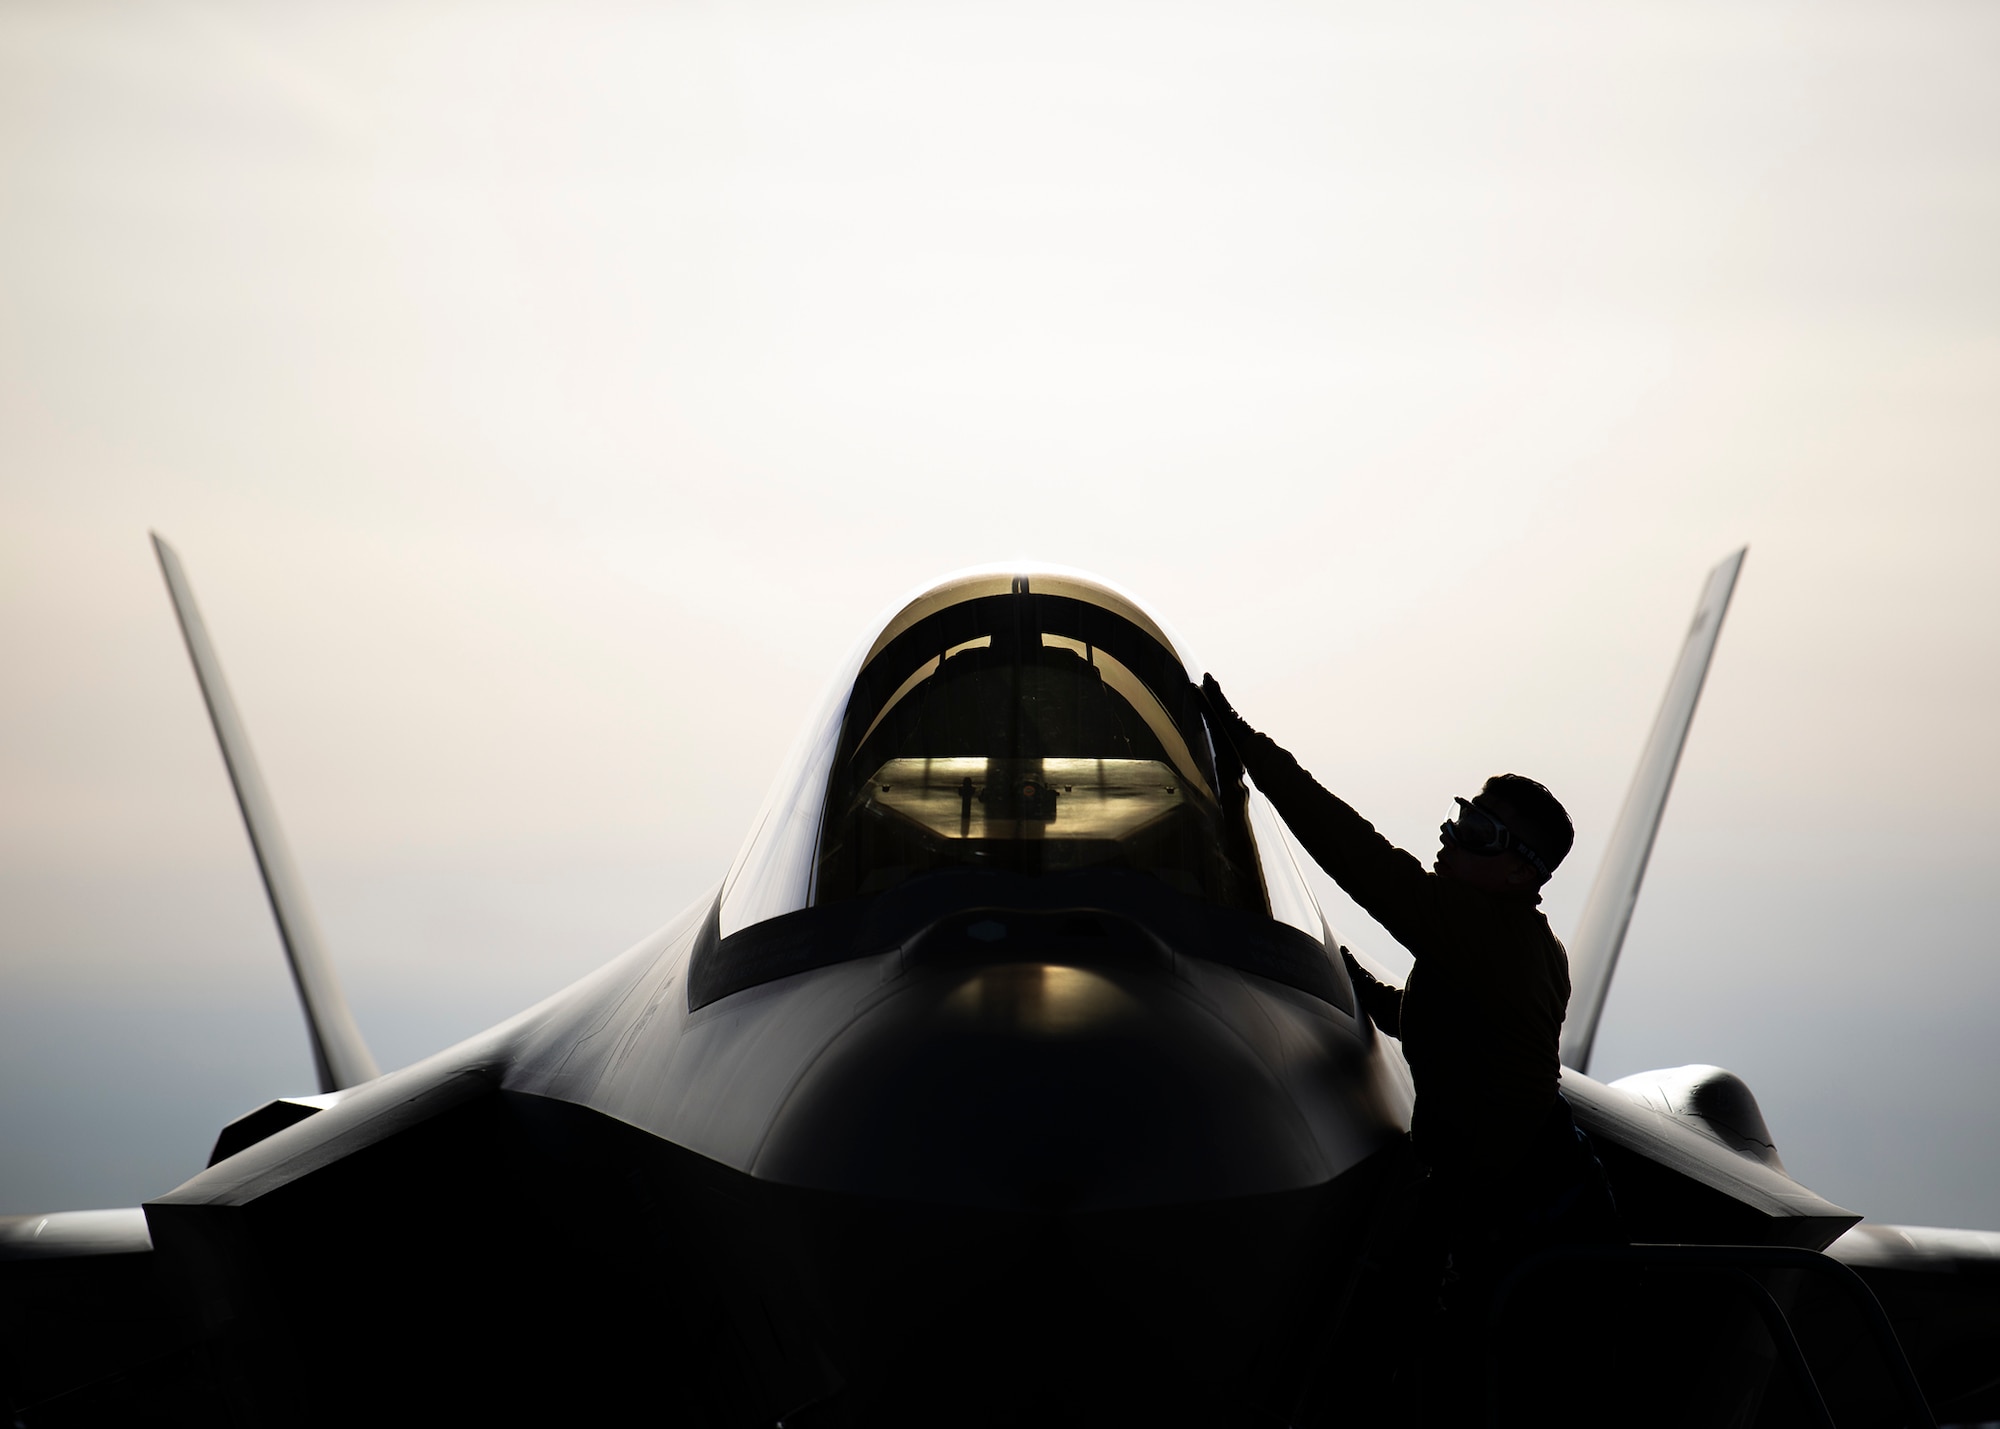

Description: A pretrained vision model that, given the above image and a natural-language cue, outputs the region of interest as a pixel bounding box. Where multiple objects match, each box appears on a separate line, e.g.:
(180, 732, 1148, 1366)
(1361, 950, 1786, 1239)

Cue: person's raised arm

(1200, 674, 1439, 946)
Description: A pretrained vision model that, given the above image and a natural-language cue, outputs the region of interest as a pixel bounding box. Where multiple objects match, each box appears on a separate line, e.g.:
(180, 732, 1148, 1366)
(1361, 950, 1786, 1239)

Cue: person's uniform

(1210, 713, 1617, 1276)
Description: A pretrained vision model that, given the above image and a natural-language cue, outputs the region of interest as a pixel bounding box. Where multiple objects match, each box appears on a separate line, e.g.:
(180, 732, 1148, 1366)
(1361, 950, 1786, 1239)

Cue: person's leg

(1414, 1170, 1501, 1427)
(1474, 1099, 1627, 1424)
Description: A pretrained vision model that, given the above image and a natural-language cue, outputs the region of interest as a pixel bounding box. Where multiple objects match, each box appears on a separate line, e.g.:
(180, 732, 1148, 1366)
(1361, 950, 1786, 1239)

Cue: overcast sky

(3, 0, 1997, 1228)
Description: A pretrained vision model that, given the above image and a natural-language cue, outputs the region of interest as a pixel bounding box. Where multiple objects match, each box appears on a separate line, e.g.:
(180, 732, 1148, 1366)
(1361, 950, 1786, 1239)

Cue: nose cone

(752, 912, 1386, 1211)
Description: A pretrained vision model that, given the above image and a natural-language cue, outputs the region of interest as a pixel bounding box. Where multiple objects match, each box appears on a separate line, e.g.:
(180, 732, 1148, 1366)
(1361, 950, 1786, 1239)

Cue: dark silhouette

(1200, 675, 1619, 1417)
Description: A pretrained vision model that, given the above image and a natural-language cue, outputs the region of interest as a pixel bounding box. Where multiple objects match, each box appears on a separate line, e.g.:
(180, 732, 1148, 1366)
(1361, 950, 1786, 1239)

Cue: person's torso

(1400, 884, 1570, 1163)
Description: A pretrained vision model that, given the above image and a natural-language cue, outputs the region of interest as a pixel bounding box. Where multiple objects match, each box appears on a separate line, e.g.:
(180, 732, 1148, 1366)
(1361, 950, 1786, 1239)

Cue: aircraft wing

(0, 1210, 185, 1418)
(1827, 1222, 2000, 1422)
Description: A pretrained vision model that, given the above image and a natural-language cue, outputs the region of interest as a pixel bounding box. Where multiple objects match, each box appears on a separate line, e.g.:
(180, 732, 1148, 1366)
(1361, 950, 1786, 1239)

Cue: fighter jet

(2, 542, 1994, 1426)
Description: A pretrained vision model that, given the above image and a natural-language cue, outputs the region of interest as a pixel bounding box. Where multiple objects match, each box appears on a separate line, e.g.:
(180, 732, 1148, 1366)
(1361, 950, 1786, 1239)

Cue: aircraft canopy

(718, 571, 1325, 942)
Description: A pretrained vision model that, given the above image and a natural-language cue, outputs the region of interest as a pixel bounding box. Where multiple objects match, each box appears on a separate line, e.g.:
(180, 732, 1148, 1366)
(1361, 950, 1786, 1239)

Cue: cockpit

(700, 569, 1342, 1012)
(814, 577, 1259, 910)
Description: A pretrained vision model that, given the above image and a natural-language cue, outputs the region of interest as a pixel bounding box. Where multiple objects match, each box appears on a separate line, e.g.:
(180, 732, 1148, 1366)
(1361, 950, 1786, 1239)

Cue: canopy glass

(815, 581, 1262, 910)
(716, 569, 1324, 941)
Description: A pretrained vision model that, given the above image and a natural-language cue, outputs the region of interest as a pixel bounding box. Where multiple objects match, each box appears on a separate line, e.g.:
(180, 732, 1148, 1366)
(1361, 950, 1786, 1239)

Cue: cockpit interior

(814, 579, 1265, 912)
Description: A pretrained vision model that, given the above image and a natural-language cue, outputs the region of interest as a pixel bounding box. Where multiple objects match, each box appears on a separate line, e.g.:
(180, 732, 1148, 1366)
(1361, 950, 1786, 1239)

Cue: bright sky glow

(2, 0, 1996, 1224)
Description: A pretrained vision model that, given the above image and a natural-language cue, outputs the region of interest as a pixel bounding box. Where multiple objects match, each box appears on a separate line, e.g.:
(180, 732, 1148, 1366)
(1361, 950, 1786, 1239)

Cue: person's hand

(1199, 673, 1255, 750)
(1340, 946, 1400, 1036)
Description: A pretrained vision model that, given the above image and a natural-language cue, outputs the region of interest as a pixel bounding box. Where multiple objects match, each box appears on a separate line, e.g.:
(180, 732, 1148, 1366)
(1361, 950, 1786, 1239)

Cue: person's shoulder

(1518, 898, 1565, 954)
(1489, 891, 1565, 957)
(1531, 918, 1572, 998)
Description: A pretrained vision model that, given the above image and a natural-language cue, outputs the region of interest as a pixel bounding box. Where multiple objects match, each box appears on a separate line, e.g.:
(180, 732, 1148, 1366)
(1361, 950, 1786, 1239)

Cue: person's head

(1433, 774, 1574, 894)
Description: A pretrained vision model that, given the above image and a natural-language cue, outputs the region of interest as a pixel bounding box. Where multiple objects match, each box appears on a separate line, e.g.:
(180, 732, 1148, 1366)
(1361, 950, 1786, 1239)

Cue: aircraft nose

(750, 911, 1385, 1211)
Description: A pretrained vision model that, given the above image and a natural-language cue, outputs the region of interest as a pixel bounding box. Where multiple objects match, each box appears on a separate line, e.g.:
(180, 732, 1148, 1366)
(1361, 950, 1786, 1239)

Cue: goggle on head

(1440, 797, 1551, 881)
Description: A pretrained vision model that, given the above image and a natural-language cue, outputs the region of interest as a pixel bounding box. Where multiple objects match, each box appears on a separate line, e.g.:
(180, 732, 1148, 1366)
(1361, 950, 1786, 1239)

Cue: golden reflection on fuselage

(941, 963, 1142, 1039)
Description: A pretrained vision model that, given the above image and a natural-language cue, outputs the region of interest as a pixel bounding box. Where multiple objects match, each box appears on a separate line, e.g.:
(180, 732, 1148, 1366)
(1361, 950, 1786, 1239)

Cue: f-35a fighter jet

(2, 544, 1995, 1426)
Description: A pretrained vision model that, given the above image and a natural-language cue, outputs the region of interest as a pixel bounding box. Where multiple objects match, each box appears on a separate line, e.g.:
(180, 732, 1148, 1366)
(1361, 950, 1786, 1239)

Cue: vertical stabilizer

(1561, 549, 1746, 1074)
(151, 534, 378, 1092)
